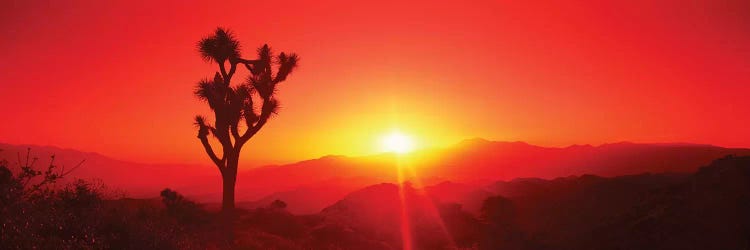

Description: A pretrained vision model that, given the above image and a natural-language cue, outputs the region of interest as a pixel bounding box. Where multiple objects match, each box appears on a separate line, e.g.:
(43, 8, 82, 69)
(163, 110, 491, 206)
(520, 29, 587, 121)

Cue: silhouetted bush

(269, 199, 288, 210)
(239, 199, 307, 239)
(160, 188, 209, 226)
(0, 153, 209, 249)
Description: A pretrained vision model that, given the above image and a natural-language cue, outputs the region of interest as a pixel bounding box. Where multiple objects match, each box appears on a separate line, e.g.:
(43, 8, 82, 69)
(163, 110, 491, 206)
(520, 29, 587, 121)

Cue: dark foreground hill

(303, 155, 750, 249)
(588, 155, 750, 249)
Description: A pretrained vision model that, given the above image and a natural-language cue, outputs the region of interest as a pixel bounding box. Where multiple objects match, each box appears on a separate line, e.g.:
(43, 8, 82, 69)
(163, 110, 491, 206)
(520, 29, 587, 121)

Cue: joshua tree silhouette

(192, 27, 298, 211)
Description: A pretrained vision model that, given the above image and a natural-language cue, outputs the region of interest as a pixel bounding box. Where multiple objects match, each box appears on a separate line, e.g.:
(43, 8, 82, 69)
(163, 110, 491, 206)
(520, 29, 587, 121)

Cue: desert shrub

(0, 152, 209, 249)
(160, 188, 209, 226)
(269, 199, 287, 210)
(238, 200, 307, 239)
(0, 156, 108, 249)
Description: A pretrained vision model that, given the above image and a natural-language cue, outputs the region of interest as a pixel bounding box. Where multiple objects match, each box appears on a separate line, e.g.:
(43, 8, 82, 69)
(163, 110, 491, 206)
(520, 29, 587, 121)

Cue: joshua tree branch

(198, 133, 223, 170)
(233, 58, 259, 65)
(219, 61, 228, 83)
(232, 58, 260, 72)
(212, 121, 233, 150)
(238, 109, 271, 145)
(227, 62, 238, 81)
(231, 124, 241, 141)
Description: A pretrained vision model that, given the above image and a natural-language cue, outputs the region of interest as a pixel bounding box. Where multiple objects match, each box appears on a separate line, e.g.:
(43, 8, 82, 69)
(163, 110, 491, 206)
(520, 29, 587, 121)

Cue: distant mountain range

(233, 139, 750, 213)
(2, 139, 749, 213)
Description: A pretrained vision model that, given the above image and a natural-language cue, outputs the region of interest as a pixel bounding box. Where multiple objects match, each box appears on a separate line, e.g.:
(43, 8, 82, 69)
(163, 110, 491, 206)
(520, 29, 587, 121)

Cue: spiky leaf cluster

(197, 27, 241, 64)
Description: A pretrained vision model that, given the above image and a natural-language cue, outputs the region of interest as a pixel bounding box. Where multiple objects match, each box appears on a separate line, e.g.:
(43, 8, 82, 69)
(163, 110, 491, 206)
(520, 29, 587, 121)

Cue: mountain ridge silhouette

(2, 139, 749, 206)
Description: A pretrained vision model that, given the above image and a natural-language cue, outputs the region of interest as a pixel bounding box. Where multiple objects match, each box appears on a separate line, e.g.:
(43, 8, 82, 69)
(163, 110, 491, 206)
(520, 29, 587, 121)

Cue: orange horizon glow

(2, 0, 750, 167)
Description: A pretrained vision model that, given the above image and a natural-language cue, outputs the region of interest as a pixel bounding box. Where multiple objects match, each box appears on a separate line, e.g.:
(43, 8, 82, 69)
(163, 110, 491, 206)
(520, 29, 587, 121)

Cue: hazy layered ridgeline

(3, 140, 749, 214)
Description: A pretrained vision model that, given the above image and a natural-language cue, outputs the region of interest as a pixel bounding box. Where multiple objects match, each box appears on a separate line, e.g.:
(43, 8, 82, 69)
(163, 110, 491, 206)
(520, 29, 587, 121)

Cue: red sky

(1, 0, 749, 166)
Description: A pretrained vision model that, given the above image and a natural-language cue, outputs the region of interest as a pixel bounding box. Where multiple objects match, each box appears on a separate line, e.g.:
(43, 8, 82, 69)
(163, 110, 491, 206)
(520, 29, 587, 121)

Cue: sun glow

(380, 132, 415, 154)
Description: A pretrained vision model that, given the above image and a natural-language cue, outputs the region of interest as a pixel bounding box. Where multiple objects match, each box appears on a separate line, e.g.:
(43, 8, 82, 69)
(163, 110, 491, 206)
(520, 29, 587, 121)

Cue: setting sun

(381, 132, 415, 154)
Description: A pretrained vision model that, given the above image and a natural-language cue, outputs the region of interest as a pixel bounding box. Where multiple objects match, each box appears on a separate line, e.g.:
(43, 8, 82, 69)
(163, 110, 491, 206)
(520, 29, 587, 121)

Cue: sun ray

(396, 157, 414, 250)
(401, 158, 457, 248)
(394, 154, 456, 250)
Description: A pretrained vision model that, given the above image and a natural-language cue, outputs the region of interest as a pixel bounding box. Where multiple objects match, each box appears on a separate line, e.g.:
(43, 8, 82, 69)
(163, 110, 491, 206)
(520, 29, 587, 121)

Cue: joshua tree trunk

(222, 170, 237, 210)
(222, 153, 239, 210)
